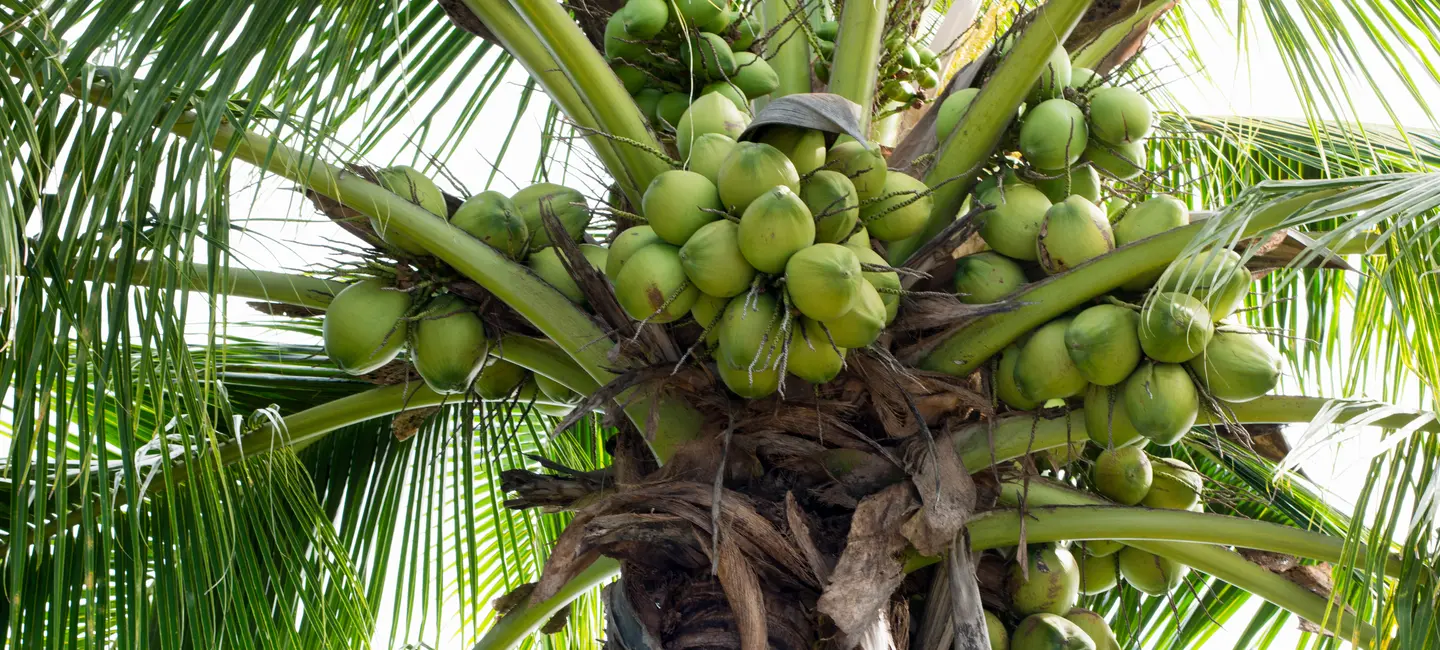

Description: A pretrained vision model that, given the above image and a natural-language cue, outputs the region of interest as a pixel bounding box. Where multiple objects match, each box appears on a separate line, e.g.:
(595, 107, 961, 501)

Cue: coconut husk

(817, 483, 920, 641)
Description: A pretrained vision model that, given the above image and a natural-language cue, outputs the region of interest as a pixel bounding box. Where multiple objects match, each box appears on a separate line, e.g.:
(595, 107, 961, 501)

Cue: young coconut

(787, 317, 846, 384)
(615, 244, 700, 322)
(1187, 329, 1282, 402)
(603, 12, 648, 61)
(997, 344, 1043, 410)
(612, 63, 646, 94)
(512, 183, 590, 248)
(527, 245, 608, 305)
(451, 191, 528, 260)
(717, 357, 782, 398)
(717, 142, 801, 213)
(411, 296, 490, 394)
(699, 4, 734, 33)
(953, 252, 1028, 303)
(1122, 362, 1199, 445)
(676, 93, 749, 160)
(983, 611, 1009, 650)
(1083, 384, 1145, 447)
(684, 133, 738, 185)
(977, 183, 1051, 261)
(730, 13, 762, 50)
(1008, 546, 1081, 615)
(1019, 99, 1088, 171)
(1139, 292, 1214, 363)
(844, 227, 872, 254)
(852, 246, 901, 323)
(1142, 457, 1204, 510)
(656, 92, 692, 131)
(737, 186, 815, 274)
(1118, 547, 1190, 596)
(473, 359, 528, 400)
(1156, 248, 1252, 320)
(1028, 42, 1073, 102)
(731, 52, 780, 98)
(756, 125, 826, 175)
(1084, 139, 1145, 180)
(860, 170, 932, 242)
(1065, 608, 1120, 649)
(1036, 195, 1114, 274)
(690, 292, 729, 347)
(1033, 165, 1102, 204)
(785, 244, 863, 321)
(1069, 66, 1102, 90)
(824, 140, 888, 201)
(1011, 614, 1093, 650)
(1015, 318, 1090, 401)
(718, 291, 782, 369)
(535, 373, 581, 405)
(679, 220, 758, 297)
(1088, 86, 1154, 145)
(605, 225, 664, 278)
(673, 0, 726, 32)
(821, 281, 887, 348)
(934, 87, 979, 142)
(680, 31, 737, 80)
(642, 170, 723, 244)
(619, 0, 667, 38)
(373, 165, 447, 255)
(634, 88, 664, 126)
(701, 82, 747, 111)
(323, 279, 411, 375)
(1065, 304, 1141, 385)
(1114, 194, 1188, 247)
(1081, 539, 1124, 558)
(1076, 554, 1121, 596)
(802, 170, 860, 243)
(1093, 446, 1152, 505)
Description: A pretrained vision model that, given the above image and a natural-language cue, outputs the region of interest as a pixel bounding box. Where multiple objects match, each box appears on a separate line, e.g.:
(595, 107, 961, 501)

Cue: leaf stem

(826, 0, 887, 130)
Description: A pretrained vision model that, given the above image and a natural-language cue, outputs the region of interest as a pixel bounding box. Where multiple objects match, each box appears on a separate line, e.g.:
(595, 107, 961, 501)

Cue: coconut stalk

(760, 0, 813, 99)
(826, 0, 889, 132)
(116, 258, 343, 309)
(884, 0, 1094, 264)
(1069, 0, 1175, 71)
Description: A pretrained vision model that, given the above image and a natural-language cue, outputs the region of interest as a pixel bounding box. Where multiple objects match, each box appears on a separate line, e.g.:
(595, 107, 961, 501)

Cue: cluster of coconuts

(606, 0, 777, 130)
(982, 604, 1120, 650)
(810, 21, 942, 106)
(322, 165, 592, 416)
(603, 123, 935, 397)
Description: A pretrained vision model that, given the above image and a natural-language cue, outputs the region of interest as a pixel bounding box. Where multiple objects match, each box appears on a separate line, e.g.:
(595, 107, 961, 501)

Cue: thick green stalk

(920, 189, 1341, 374)
(761, 0, 813, 98)
(457, 0, 642, 204)
(503, 0, 671, 192)
(118, 258, 343, 309)
(827, 0, 887, 129)
(885, 0, 1094, 264)
(997, 482, 1376, 647)
(1069, 0, 1174, 70)
(473, 558, 621, 650)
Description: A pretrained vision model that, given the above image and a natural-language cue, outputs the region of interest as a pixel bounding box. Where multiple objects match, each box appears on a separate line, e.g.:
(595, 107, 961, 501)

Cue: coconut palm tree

(3, 0, 1440, 647)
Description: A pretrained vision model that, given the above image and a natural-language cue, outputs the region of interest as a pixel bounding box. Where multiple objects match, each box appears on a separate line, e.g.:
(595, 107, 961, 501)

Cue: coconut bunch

(605, 0, 777, 132)
(983, 545, 1129, 650)
(810, 20, 942, 107)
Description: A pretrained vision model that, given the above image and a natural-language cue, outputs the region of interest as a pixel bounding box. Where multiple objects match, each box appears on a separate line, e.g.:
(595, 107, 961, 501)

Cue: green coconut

(1012, 614, 1093, 650)
(1033, 165, 1102, 204)
(788, 317, 846, 384)
(1083, 384, 1144, 448)
(1093, 446, 1152, 505)
(1081, 539, 1124, 558)
(681, 32, 737, 79)
(1008, 546, 1080, 616)
(802, 170, 860, 243)
(1069, 67, 1102, 90)
(1088, 86, 1153, 145)
(535, 373, 580, 404)
(1143, 457, 1203, 510)
(717, 357, 781, 398)
(473, 359, 528, 400)
(859, 170, 931, 242)
(934, 88, 980, 142)
(1187, 329, 1282, 402)
(372, 165, 447, 255)
(690, 292, 730, 346)
(615, 243, 700, 322)
(1122, 362, 1199, 445)
(1114, 195, 1188, 247)
(323, 279, 411, 375)
(852, 246, 900, 323)
(756, 125, 826, 175)
(816, 20, 839, 40)
(701, 81, 748, 111)
(977, 183, 1051, 261)
(657, 92, 693, 131)
(642, 170, 723, 244)
(1015, 318, 1089, 401)
(737, 186, 815, 274)
(953, 252, 1028, 303)
(731, 51, 780, 98)
(1029, 43, 1073, 102)
(619, 0, 667, 38)
(997, 344, 1044, 410)
(685, 133, 739, 185)
(1139, 292, 1214, 363)
(1083, 139, 1145, 180)
(512, 183, 590, 248)
(984, 611, 1009, 650)
(844, 227, 872, 253)
(1065, 608, 1119, 650)
(673, 0, 725, 27)
(1118, 547, 1189, 596)
(676, 93, 749, 160)
(1064, 304, 1141, 385)
(1075, 554, 1120, 596)
(679, 219, 757, 297)
(1156, 248, 1251, 320)
(812, 57, 831, 83)
(412, 296, 490, 394)
(452, 191, 528, 259)
(821, 281, 886, 348)
(1105, 197, 1131, 223)
(975, 168, 1025, 196)
(730, 14, 762, 51)
(718, 291, 782, 368)
(603, 12, 647, 61)
(824, 140, 888, 201)
(699, 3, 734, 33)
(1020, 99, 1088, 171)
(612, 63, 646, 94)
(717, 141, 801, 213)
(785, 244, 863, 321)
(1037, 195, 1114, 274)
(634, 87, 665, 126)
(527, 245, 606, 305)
(606, 225, 664, 278)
